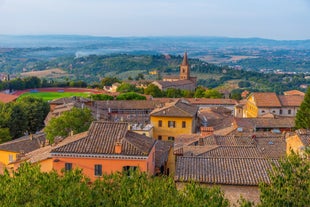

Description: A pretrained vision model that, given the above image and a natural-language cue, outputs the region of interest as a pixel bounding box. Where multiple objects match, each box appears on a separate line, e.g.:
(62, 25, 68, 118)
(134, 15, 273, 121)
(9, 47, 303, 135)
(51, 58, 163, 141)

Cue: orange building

(51, 121, 156, 180)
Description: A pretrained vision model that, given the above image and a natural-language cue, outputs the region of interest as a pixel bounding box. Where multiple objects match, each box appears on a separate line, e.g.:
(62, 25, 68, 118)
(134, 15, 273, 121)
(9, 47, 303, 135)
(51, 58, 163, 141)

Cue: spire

(181, 52, 188, 66)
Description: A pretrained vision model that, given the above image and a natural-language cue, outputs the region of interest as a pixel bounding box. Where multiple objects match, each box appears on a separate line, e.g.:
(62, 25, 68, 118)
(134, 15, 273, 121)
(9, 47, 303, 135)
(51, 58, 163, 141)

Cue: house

(51, 121, 157, 180)
(286, 129, 310, 154)
(0, 133, 46, 173)
(245, 92, 304, 118)
(92, 100, 164, 123)
(173, 130, 286, 204)
(186, 98, 237, 111)
(11, 132, 88, 173)
(152, 52, 196, 91)
(0, 93, 18, 103)
(49, 97, 91, 112)
(150, 99, 198, 141)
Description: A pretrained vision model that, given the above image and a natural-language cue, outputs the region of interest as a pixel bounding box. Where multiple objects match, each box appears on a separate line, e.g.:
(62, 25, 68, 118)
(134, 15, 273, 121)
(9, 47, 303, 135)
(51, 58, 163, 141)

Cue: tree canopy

(295, 87, 310, 129)
(0, 163, 229, 207)
(44, 107, 93, 143)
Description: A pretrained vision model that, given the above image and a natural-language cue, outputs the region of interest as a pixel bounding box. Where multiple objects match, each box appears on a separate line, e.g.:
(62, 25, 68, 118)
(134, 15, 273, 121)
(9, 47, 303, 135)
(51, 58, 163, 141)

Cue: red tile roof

(251, 92, 282, 107)
(186, 98, 237, 105)
(278, 95, 304, 107)
(51, 122, 156, 157)
(150, 99, 197, 117)
(0, 93, 18, 103)
(175, 156, 278, 185)
(283, 90, 305, 96)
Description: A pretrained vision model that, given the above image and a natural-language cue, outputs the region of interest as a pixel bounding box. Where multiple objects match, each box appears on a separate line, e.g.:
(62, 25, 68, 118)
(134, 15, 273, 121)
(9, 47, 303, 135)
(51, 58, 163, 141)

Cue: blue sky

(0, 0, 309, 40)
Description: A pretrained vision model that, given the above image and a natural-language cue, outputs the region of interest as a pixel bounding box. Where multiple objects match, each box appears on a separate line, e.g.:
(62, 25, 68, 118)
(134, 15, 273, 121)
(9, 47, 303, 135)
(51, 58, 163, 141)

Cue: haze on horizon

(0, 0, 309, 40)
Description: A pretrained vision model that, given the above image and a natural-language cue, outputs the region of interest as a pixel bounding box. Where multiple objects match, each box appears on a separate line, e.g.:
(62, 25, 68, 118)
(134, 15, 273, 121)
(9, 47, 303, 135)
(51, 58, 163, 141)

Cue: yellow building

(286, 129, 310, 155)
(245, 92, 304, 118)
(0, 133, 46, 173)
(150, 99, 198, 141)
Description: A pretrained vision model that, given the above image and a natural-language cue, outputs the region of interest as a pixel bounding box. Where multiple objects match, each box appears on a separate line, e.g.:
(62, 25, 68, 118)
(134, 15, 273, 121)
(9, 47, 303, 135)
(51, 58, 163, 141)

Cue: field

(20, 68, 73, 79)
(18, 91, 91, 101)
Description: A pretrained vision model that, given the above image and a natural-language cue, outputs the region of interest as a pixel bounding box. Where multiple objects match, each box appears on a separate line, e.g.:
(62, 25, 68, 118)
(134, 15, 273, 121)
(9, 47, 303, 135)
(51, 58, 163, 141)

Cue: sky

(0, 0, 309, 40)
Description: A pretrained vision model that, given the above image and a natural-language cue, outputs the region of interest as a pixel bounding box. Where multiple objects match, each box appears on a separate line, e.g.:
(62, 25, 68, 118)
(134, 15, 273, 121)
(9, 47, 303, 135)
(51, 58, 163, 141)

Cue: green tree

(7, 103, 28, 138)
(116, 83, 139, 93)
(0, 128, 11, 143)
(116, 92, 146, 100)
(295, 87, 310, 129)
(17, 96, 50, 134)
(194, 86, 206, 98)
(165, 88, 182, 98)
(144, 84, 162, 97)
(90, 94, 114, 101)
(204, 89, 223, 98)
(101, 77, 120, 87)
(258, 150, 310, 207)
(44, 107, 93, 143)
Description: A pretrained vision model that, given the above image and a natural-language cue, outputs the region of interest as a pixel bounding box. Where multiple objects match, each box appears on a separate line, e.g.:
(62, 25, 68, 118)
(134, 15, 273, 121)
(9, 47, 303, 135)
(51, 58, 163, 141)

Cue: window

(168, 136, 175, 141)
(65, 163, 72, 171)
(182, 121, 186, 128)
(8, 154, 14, 163)
(288, 109, 291, 114)
(168, 121, 176, 128)
(280, 109, 282, 115)
(158, 135, 162, 140)
(94, 164, 102, 176)
(158, 120, 162, 127)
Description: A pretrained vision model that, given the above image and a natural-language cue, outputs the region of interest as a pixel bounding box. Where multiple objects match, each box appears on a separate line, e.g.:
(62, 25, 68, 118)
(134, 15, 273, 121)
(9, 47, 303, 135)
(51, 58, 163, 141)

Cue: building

(150, 99, 198, 141)
(286, 129, 310, 154)
(245, 92, 304, 118)
(152, 52, 196, 91)
(51, 121, 157, 180)
(173, 131, 286, 204)
(0, 133, 46, 173)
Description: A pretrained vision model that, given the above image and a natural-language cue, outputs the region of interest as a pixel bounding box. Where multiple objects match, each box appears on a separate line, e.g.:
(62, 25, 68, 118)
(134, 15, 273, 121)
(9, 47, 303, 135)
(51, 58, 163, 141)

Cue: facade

(286, 129, 310, 154)
(51, 121, 156, 180)
(150, 99, 198, 141)
(0, 133, 46, 172)
(152, 52, 196, 91)
(245, 92, 304, 118)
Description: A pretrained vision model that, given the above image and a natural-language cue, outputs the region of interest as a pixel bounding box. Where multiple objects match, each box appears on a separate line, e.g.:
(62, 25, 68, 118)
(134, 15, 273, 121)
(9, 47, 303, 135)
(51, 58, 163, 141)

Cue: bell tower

(180, 52, 190, 80)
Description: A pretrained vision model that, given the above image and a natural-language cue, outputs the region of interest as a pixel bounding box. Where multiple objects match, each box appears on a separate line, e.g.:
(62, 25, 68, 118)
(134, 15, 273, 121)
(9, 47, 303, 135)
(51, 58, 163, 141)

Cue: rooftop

(150, 99, 197, 117)
(0, 93, 18, 103)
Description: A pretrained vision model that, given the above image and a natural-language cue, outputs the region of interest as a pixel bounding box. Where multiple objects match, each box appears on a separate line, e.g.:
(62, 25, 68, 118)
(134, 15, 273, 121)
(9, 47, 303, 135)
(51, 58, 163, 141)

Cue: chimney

(200, 126, 214, 137)
(115, 142, 122, 154)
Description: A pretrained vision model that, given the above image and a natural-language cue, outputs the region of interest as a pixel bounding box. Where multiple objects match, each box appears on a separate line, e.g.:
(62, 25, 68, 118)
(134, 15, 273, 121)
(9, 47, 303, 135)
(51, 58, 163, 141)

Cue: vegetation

(19, 91, 91, 101)
(0, 97, 49, 141)
(258, 150, 310, 207)
(44, 107, 93, 143)
(0, 163, 229, 207)
(116, 92, 146, 100)
(90, 94, 114, 101)
(295, 87, 310, 129)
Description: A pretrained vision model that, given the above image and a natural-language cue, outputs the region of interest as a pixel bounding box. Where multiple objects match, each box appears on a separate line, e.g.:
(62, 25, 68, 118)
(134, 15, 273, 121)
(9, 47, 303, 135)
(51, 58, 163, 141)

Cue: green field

(18, 92, 91, 101)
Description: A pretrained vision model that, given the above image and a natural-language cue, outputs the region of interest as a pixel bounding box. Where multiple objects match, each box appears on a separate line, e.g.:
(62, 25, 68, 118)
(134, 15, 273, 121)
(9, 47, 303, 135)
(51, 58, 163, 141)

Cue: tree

(144, 84, 162, 97)
(17, 96, 50, 134)
(238, 81, 251, 88)
(7, 103, 28, 138)
(258, 150, 310, 207)
(204, 89, 223, 98)
(90, 94, 114, 101)
(0, 128, 11, 143)
(101, 77, 120, 87)
(116, 92, 146, 100)
(194, 86, 206, 98)
(295, 87, 310, 129)
(165, 88, 182, 98)
(0, 163, 229, 207)
(116, 83, 139, 93)
(44, 107, 93, 143)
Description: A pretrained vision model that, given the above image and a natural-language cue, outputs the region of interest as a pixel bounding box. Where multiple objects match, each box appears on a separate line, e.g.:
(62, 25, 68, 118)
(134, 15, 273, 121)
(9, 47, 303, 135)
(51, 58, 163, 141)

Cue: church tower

(180, 52, 190, 80)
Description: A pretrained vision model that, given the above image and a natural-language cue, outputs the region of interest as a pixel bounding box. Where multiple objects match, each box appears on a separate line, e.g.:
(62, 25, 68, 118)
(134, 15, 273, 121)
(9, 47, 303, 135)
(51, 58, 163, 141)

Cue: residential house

(174, 130, 286, 204)
(187, 98, 237, 111)
(245, 92, 304, 118)
(286, 129, 310, 154)
(51, 121, 157, 180)
(92, 100, 163, 123)
(0, 133, 46, 173)
(152, 52, 196, 91)
(12, 132, 88, 172)
(150, 99, 198, 141)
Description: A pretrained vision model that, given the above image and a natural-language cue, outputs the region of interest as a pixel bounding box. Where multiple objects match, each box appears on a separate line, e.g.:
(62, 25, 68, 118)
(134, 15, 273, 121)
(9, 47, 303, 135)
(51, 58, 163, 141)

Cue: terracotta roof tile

(187, 98, 237, 106)
(150, 99, 197, 117)
(0, 133, 46, 154)
(95, 100, 163, 110)
(155, 141, 173, 168)
(278, 95, 304, 107)
(175, 156, 278, 185)
(283, 90, 305, 96)
(51, 122, 155, 157)
(251, 92, 281, 107)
